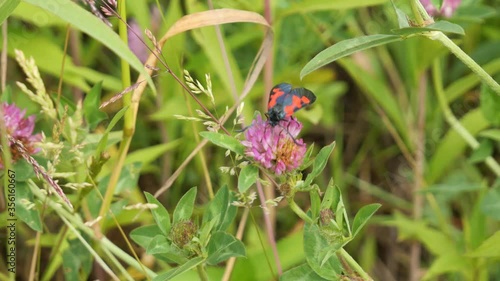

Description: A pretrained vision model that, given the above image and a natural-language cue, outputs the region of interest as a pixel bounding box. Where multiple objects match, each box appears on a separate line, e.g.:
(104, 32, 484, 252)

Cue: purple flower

(420, 0, 461, 18)
(0, 103, 42, 168)
(242, 115, 307, 175)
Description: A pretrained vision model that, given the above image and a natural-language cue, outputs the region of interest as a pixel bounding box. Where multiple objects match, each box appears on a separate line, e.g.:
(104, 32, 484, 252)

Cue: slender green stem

(339, 248, 373, 281)
(431, 32, 500, 95)
(288, 198, 314, 224)
(99, 0, 134, 225)
(432, 60, 500, 177)
(409, 0, 426, 25)
(59, 216, 122, 280)
(197, 265, 209, 281)
(27, 181, 157, 278)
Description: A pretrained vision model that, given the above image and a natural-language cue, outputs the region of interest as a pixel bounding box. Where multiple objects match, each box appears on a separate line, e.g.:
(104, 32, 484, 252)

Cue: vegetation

(0, 0, 499, 280)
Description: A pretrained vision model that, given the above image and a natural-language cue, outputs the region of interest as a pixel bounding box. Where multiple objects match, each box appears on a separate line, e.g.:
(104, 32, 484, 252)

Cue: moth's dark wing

(292, 88, 316, 105)
(268, 83, 293, 109)
(289, 87, 316, 113)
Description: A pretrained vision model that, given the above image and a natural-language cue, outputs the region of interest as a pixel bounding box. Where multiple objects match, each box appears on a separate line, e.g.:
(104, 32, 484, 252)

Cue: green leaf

(480, 185, 500, 220)
(114, 162, 142, 194)
(351, 203, 381, 238)
(146, 235, 171, 255)
(422, 181, 484, 194)
(6, 30, 121, 92)
(280, 264, 328, 281)
(146, 236, 187, 265)
(422, 254, 473, 280)
(62, 238, 92, 281)
(299, 143, 315, 170)
(391, 21, 465, 36)
(94, 106, 127, 158)
(173, 187, 197, 223)
(103, 107, 128, 135)
(12, 158, 36, 181)
(278, 0, 389, 20)
(198, 217, 218, 247)
(124, 141, 181, 166)
(238, 165, 259, 193)
(23, 0, 155, 93)
(0, 85, 12, 102)
(335, 188, 351, 235)
(12, 2, 66, 26)
(309, 188, 321, 220)
(480, 83, 500, 125)
(320, 179, 336, 210)
(199, 131, 245, 155)
(206, 231, 246, 265)
(427, 109, 490, 183)
(455, 4, 497, 21)
(391, 3, 410, 28)
(202, 185, 237, 231)
(331, 185, 342, 213)
(303, 223, 343, 279)
(384, 212, 459, 256)
(0, 0, 20, 25)
(152, 257, 205, 281)
(466, 231, 500, 258)
(83, 82, 107, 130)
(15, 181, 42, 231)
(144, 193, 171, 236)
(304, 142, 336, 186)
(468, 140, 493, 164)
(445, 58, 500, 103)
(478, 129, 500, 141)
(130, 224, 164, 250)
(301, 35, 402, 78)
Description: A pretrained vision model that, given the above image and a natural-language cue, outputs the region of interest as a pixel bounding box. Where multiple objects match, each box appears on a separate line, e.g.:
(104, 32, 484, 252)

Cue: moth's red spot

(284, 105, 295, 116)
(292, 95, 303, 108)
(283, 95, 303, 116)
(301, 96, 310, 104)
(268, 88, 284, 109)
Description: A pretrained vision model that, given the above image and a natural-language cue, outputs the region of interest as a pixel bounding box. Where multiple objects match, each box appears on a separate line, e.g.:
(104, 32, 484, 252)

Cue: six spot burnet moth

(239, 83, 316, 145)
(266, 83, 316, 126)
(238, 83, 316, 140)
(265, 83, 316, 145)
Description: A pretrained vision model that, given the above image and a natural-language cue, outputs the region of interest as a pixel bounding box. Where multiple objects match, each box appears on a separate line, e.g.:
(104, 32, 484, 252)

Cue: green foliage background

(0, 0, 499, 280)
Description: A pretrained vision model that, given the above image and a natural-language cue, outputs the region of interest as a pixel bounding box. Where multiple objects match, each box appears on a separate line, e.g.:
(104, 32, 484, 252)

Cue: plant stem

(27, 181, 157, 278)
(339, 248, 373, 281)
(432, 60, 500, 177)
(410, 0, 426, 25)
(431, 32, 500, 95)
(99, 0, 133, 226)
(197, 265, 209, 281)
(288, 198, 314, 224)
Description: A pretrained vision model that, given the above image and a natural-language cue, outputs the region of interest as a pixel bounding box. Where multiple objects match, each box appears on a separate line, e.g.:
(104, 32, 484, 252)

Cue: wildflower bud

(278, 183, 292, 197)
(169, 220, 198, 249)
(319, 209, 335, 226)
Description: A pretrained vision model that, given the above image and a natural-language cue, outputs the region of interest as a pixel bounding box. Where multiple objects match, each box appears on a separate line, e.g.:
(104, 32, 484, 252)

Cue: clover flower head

(0, 102, 42, 168)
(242, 115, 307, 175)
